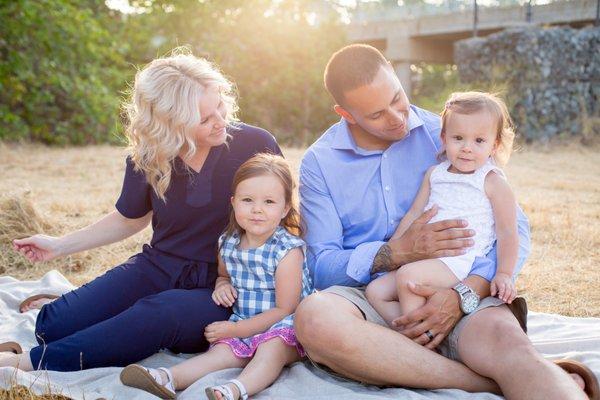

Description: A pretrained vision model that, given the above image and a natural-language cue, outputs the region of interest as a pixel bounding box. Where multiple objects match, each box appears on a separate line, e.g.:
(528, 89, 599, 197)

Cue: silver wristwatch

(453, 282, 480, 314)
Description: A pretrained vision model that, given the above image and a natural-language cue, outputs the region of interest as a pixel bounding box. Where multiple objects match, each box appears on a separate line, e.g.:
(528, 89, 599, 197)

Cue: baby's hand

(491, 273, 516, 304)
(211, 282, 237, 307)
(204, 321, 237, 343)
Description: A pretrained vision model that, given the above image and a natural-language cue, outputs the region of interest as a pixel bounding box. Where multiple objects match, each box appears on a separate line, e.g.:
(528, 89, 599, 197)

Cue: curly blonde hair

(440, 91, 515, 166)
(123, 47, 238, 201)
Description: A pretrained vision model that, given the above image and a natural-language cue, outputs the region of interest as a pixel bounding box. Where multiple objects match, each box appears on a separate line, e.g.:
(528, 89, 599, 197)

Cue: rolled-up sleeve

(469, 205, 531, 281)
(300, 153, 385, 289)
(115, 157, 152, 219)
(347, 240, 387, 284)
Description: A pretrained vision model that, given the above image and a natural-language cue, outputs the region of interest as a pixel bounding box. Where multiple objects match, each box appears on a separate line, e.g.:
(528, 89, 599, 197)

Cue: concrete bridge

(348, 0, 598, 94)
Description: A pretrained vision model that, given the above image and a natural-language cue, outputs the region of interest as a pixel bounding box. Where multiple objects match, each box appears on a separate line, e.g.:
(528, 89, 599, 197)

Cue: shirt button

(383, 154, 388, 159)
(384, 186, 390, 191)
(389, 220, 394, 225)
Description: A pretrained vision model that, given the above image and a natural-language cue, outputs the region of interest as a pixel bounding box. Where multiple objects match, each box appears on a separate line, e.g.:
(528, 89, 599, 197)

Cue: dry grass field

(0, 143, 599, 317)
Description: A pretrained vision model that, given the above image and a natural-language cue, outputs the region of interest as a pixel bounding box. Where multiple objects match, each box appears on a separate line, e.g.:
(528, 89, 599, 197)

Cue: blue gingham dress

(215, 226, 313, 357)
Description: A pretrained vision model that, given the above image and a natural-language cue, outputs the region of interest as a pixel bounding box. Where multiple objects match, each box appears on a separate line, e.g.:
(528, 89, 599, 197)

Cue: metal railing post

(526, 0, 533, 23)
(473, 0, 478, 37)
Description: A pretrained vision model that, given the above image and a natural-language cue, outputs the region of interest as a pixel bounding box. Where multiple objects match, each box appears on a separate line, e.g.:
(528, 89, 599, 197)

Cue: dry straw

(0, 194, 84, 278)
(0, 194, 54, 276)
(0, 194, 55, 242)
(0, 368, 74, 400)
(0, 385, 72, 400)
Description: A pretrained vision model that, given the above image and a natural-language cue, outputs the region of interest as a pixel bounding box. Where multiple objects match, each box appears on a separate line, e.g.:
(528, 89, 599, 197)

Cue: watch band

(453, 282, 480, 314)
(453, 282, 472, 297)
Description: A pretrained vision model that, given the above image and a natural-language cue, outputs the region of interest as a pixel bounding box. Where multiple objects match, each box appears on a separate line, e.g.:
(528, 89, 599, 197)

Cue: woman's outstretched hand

(13, 235, 63, 263)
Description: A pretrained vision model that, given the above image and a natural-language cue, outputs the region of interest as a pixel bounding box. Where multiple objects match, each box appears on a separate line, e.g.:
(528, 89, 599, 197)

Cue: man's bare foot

(0, 351, 33, 371)
(555, 359, 599, 398)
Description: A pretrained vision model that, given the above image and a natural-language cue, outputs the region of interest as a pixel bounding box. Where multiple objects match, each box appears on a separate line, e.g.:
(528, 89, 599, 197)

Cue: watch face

(462, 293, 479, 314)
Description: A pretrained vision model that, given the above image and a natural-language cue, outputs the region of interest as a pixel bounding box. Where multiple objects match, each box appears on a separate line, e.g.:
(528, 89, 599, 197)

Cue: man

(294, 44, 597, 399)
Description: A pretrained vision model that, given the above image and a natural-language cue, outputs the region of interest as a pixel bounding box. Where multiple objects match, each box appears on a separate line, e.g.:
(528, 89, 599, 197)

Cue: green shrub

(1, 1, 347, 145)
(0, 0, 129, 144)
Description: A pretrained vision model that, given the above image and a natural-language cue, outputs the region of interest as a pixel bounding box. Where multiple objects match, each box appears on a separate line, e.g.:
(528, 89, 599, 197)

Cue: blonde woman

(1, 49, 281, 372)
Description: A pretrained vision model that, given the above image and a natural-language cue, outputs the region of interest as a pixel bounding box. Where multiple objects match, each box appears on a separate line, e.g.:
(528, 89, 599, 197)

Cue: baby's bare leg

(365, 272, 403, 327)
(396, 259, 459, 320)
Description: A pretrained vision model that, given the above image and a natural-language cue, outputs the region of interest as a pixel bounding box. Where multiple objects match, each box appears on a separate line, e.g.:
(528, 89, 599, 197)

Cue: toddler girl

(121, 153, 313, 400)
(366, 91, 519, 331)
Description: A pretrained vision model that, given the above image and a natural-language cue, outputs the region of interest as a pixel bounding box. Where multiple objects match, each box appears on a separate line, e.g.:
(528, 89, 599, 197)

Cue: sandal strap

(157, 367, 176, 393)
(211, 384, 236, 400)
(229, 379, 248, 400)
(143, 367, 175, 395)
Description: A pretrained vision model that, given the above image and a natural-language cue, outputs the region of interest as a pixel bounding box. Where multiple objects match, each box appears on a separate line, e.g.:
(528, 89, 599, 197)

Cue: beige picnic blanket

(1, 270, 599, 399)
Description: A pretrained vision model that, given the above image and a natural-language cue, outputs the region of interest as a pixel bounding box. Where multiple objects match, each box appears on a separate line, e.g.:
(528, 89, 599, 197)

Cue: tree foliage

(1, 0, 347, 145)
(0, 0, 130, 144)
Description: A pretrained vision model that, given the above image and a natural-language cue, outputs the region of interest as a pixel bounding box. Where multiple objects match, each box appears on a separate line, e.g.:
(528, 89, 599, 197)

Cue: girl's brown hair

(440, 91, 515, 166)
(223, 153, 304, 239)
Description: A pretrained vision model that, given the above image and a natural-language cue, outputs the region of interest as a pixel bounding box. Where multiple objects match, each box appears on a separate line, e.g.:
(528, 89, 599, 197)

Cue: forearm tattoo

(371, 244, 397, 274)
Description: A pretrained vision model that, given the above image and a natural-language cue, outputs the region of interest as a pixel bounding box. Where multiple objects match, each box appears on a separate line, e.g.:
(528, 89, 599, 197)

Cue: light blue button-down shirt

(300, 105, 531, 289)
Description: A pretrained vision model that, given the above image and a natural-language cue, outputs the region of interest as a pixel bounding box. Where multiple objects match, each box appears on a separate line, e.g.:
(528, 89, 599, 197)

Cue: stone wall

(455, 26, 599, 141)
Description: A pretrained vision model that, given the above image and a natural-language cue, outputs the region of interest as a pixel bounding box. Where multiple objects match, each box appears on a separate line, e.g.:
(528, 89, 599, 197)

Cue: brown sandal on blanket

(120, 364, 176, 399)
(555, 359, 600, 400)
(0, 341, 23, 354)
(19, 293, 60, 313)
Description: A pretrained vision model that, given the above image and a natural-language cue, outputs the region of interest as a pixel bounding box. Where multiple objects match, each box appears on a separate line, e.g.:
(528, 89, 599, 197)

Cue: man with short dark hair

(295, 44, 596, 399)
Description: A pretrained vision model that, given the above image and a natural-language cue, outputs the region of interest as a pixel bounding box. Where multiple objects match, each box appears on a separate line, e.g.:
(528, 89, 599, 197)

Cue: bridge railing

(351, 0, 581, 23)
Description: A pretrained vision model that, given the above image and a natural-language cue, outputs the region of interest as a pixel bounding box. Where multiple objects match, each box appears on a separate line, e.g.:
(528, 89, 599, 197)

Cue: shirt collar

(330, 118, 356, 150)
(407, 106, 424, 131)
(231, 226, 285, 247)
(331, 106, 425, 152)
(173, 145, 224, 176)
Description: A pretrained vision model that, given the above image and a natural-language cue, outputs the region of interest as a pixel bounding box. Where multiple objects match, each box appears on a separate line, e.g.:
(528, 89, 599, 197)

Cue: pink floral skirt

(214, 327, 305, 358)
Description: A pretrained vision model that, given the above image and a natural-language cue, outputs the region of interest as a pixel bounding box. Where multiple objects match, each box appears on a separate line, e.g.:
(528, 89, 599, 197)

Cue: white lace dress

(425, 159, 505, 279)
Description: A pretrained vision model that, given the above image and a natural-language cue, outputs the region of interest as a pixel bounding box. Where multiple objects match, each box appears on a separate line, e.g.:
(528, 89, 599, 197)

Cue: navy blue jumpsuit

(29, 124, 282, 371)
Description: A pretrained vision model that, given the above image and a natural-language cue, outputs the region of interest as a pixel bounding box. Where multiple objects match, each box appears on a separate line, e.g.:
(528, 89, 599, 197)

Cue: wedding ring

(425, 330, 434, 340)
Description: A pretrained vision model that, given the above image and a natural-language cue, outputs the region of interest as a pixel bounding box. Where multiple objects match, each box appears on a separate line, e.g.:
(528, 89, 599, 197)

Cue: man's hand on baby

(491, 273, 516, 303)
(204, 321, 237, 343)
(391, 282, 462, 350)
(211, 283, 237, 307)
(389, 205, 475, 265)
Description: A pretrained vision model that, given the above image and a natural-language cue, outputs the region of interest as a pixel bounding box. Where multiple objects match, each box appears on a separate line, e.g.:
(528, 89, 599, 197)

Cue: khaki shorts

(308, 285, 528, 380)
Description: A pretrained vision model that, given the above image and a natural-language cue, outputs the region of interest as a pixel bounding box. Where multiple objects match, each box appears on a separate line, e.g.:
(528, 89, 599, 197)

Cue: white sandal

(120, 364, 176, 399)
(205, 378, 248, 400)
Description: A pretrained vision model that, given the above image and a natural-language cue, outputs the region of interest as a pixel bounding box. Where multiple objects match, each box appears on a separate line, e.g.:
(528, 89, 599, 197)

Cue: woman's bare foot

(19, 294, 59, 313)
(0, 351, 34, 371)
(22, 298, 52, 312)
(570, 373, 586, 391)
